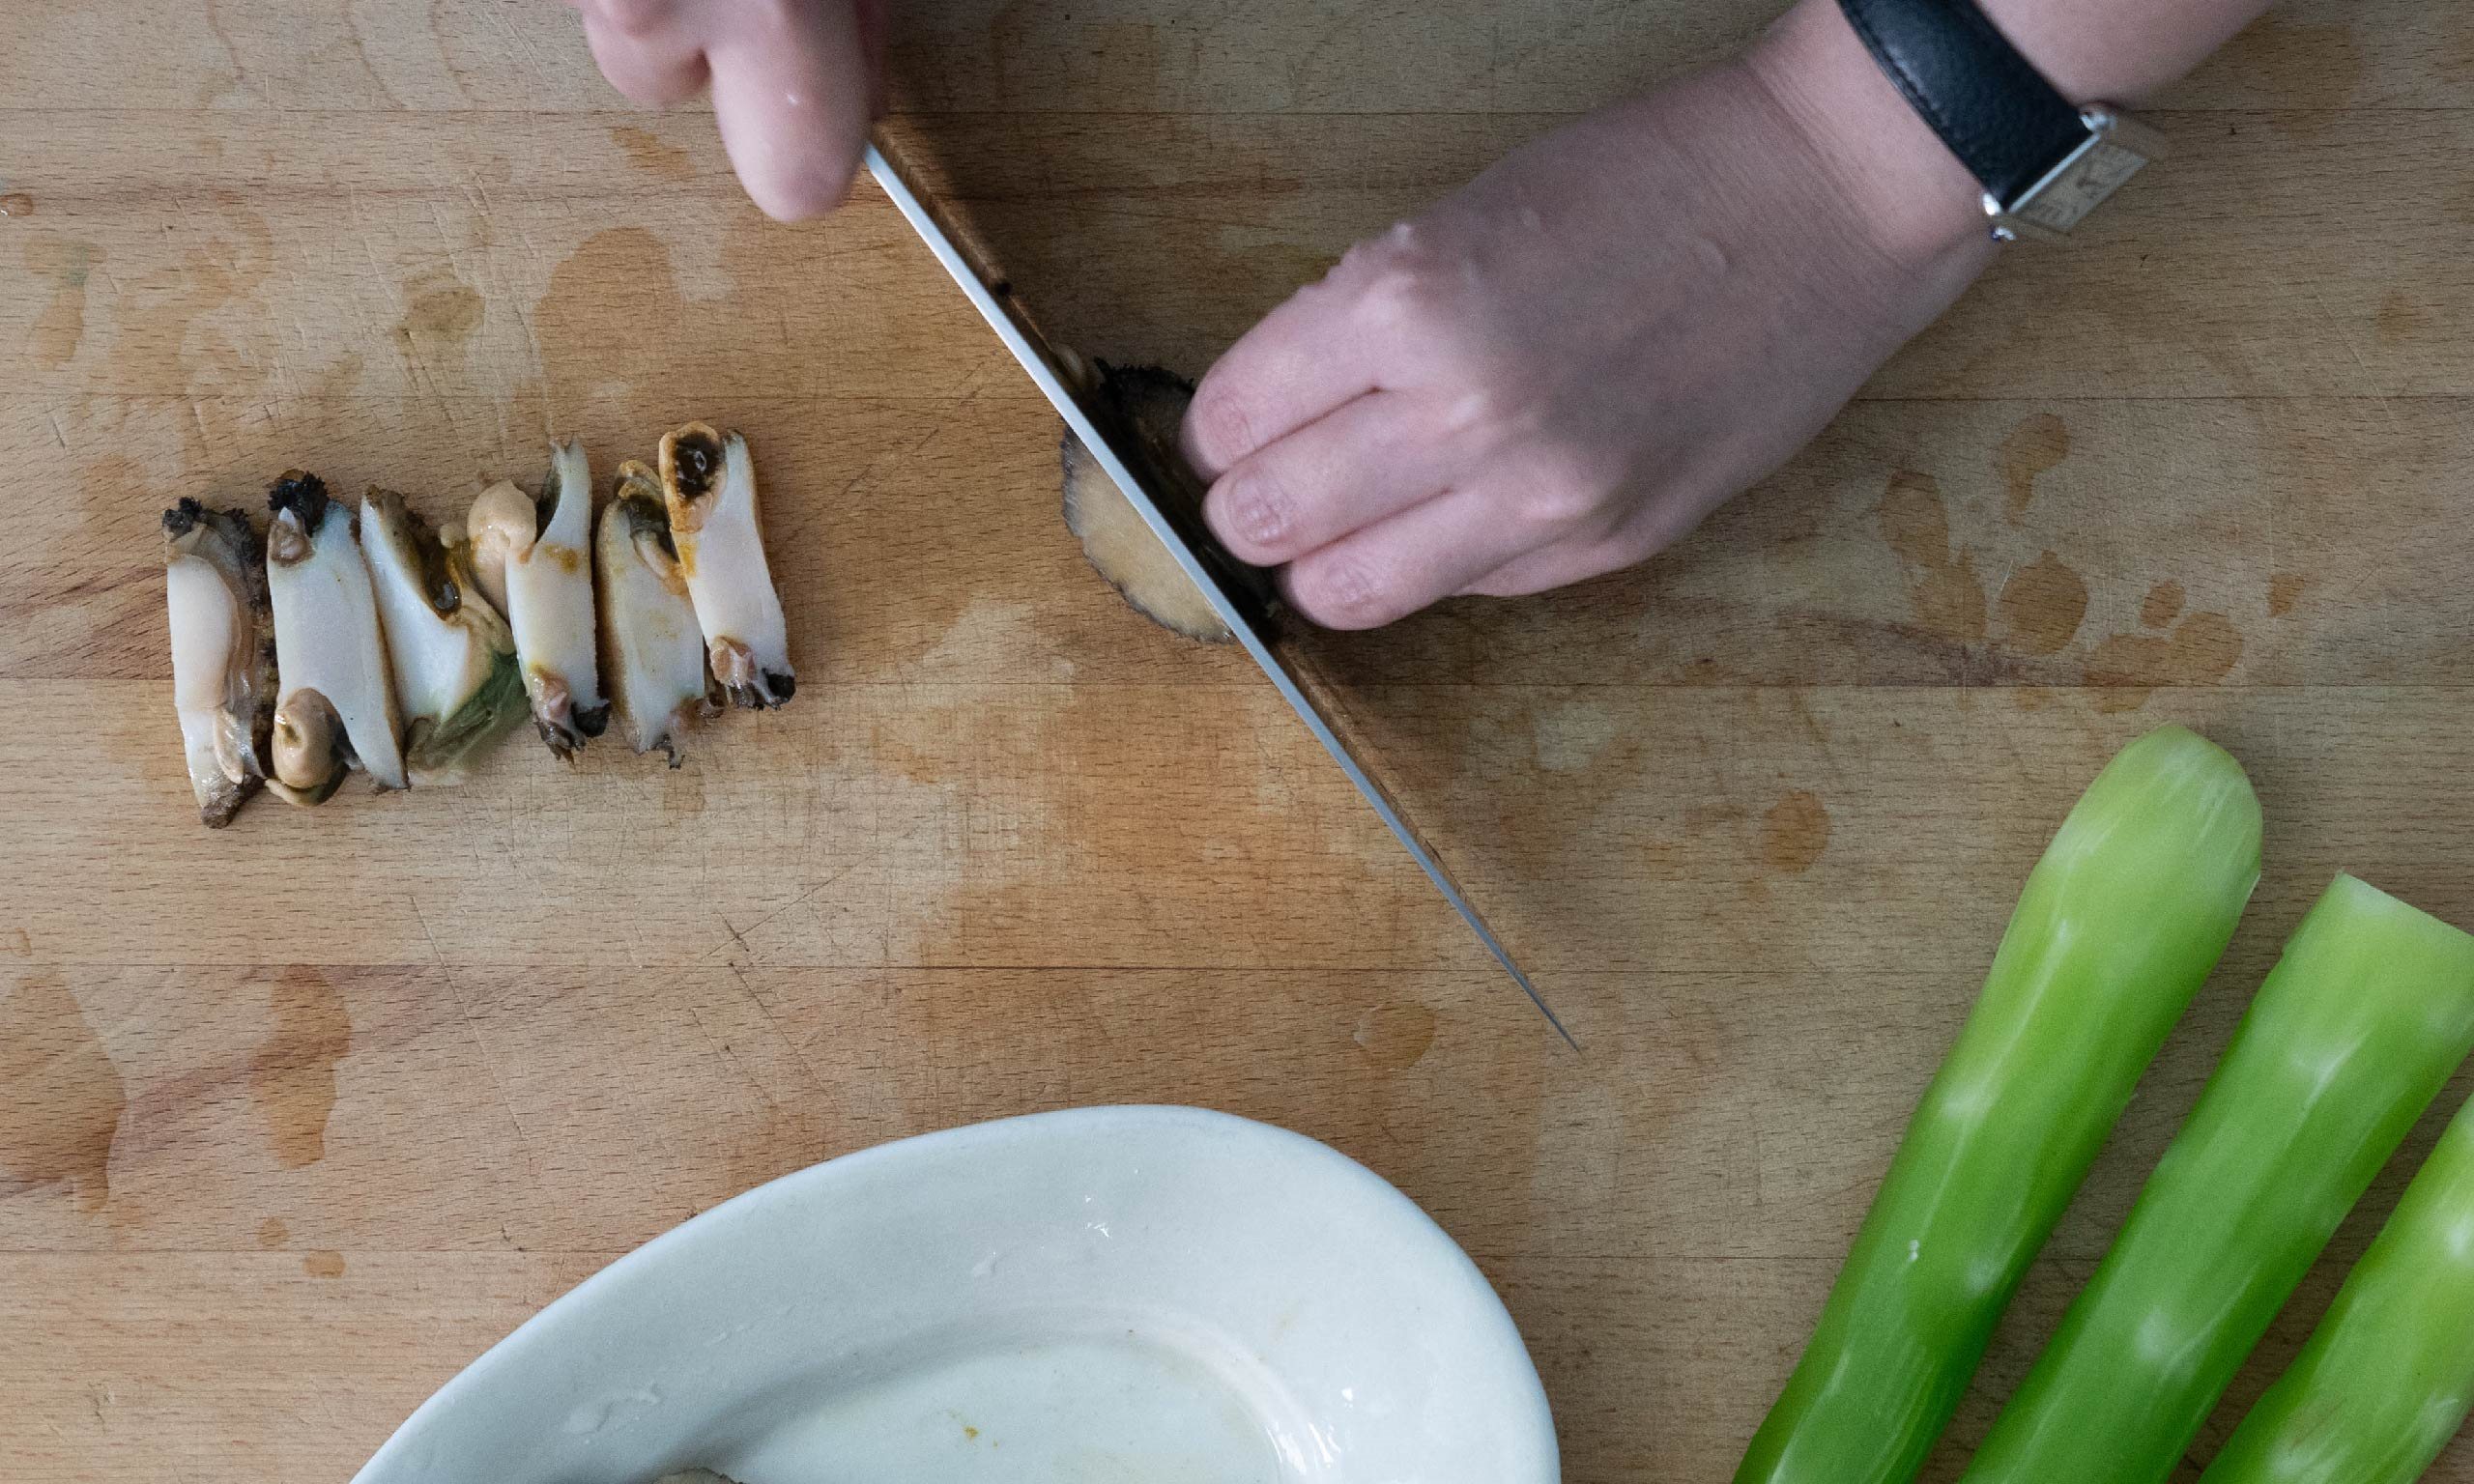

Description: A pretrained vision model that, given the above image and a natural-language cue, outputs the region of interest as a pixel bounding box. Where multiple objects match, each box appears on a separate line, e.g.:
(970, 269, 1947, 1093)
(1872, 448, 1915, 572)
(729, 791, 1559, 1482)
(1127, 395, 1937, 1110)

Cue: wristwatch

(1835, 0, 2165, 241)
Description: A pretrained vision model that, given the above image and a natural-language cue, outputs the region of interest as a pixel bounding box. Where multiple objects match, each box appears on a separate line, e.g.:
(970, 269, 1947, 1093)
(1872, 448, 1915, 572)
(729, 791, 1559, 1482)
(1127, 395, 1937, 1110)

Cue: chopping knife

(864, 138, 1577, 1051)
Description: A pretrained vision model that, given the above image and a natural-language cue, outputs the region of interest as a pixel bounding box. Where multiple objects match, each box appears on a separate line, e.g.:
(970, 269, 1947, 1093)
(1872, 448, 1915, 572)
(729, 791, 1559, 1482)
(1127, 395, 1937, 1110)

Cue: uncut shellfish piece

(264, 471, 407, 797)
(596, 461, 714, 763)
(162, 499, 274, 826)
(658, 422, 793, 709)
(361, 489, 525, 785)
(1057, 361, 1267, 642)
(467, 440, 608, 758)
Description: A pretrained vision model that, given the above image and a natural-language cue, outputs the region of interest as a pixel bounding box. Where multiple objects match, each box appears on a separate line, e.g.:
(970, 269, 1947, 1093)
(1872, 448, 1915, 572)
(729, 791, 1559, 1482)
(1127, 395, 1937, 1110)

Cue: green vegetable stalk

(1962, 874, 2474, 1484)
(2201, 1088, 2474, 1484)
(1736, 726, 2261, 1484)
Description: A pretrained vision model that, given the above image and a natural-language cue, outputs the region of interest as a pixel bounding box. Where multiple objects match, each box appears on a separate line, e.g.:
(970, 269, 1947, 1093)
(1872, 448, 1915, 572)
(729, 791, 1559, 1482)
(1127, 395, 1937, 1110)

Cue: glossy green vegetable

(1736, 726, 2262, 1484)
(1963, 874, 2474, 1484)
(2201, 1089, 2474, 1484)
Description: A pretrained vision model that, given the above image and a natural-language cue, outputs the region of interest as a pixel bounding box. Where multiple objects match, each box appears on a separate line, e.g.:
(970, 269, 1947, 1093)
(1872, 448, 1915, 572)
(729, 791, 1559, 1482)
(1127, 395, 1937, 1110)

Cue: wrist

(1745, 0, 1993, 270)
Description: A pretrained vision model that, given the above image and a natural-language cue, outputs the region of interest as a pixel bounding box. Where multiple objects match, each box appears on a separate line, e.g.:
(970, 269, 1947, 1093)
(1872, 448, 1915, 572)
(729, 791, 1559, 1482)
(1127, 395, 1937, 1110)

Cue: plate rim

(353, 1103, 1559, 1482)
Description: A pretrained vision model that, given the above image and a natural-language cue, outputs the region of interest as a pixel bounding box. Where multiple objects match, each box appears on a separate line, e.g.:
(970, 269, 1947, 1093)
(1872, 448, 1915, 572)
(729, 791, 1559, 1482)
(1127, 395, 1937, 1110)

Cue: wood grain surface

(5, 0, 2472, 1478)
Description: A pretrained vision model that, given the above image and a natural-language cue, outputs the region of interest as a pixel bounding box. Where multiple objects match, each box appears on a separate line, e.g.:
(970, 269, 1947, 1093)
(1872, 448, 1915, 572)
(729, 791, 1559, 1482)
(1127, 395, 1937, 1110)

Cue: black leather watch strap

(1835, 0, 2090, 207)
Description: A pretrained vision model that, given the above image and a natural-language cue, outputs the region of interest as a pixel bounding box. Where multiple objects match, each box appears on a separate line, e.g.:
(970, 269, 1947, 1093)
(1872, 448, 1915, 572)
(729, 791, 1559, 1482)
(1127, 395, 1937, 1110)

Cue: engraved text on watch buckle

(1986, 107, 2167, 242)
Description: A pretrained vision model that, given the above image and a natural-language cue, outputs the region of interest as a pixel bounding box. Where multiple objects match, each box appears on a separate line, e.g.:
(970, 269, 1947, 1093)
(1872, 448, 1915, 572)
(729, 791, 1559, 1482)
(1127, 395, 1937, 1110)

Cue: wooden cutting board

(4, 1, 2472, 1478)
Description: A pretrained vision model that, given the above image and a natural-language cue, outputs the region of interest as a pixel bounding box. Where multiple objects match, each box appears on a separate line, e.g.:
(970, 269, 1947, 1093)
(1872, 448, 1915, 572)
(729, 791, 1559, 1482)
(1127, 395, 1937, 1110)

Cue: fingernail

(1226, 476, 1289, 547)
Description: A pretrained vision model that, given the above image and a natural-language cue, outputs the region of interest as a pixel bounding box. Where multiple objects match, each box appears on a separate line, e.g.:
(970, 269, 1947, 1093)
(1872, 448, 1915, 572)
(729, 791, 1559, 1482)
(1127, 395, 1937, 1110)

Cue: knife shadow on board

(866, 126, 1578, 1048)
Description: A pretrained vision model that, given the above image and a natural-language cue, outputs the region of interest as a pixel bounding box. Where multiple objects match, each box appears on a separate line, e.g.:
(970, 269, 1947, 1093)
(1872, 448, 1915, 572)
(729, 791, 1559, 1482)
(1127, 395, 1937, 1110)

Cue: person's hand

(569, 0, 883, 220)
(1179, 0, 2000, 629)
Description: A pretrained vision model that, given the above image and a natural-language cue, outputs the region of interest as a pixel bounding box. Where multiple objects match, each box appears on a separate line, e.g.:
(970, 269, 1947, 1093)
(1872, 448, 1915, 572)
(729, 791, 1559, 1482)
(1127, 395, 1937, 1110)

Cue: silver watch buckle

(1985, 106, 2166, 243)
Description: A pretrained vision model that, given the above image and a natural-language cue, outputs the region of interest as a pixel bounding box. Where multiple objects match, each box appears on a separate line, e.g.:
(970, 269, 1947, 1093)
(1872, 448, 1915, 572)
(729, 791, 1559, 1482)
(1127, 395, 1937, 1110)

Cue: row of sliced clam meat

(163, 424, 793, 827)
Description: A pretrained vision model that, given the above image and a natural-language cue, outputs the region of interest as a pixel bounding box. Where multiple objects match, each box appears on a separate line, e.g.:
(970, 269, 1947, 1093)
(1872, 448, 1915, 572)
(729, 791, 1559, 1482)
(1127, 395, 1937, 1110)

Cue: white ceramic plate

(354, 1105, 1558, 1483)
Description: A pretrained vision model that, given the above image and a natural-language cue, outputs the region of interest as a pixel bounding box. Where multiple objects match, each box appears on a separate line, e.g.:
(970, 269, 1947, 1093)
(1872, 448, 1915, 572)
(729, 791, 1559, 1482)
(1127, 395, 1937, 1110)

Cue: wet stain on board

(2085, 612, 2245, 713)
(2140, 581, 2186, 630)
(1761, 790, 1832, 874)
(610, 124, 697, 182)
(1353, 1003, 1438, 1070)
(2374, 289, 2432, 348)
(302, 1250, 346, 1278)
(248, 965, 351, 1169)
(402, 276, 483, 344)
(2267, 572, 2312, 617)
(257, 1216, 289, 1248)
(101, 199, 276, 449)
(0, 192, 34, 218)
(534, 227, 686, 421)
(1996, 413, 2069, 522)
(1995, 551, 2087, 656)
(1879, 471, 1987, 642)
(0, 972, 126, 1213)
(25, 237, 100, 368)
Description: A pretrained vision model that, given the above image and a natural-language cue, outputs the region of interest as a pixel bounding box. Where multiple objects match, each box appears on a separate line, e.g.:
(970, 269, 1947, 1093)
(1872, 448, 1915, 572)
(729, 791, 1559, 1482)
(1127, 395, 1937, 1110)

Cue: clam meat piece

(361, 489, 525, 785)
(162, 499, 274, 826)
(596, 461, 714, 763)
(264, 471, 407, 800)
(1058, 361, 1239, 642)
(467, 440, 608, 758)
(658, 422, 794, 708)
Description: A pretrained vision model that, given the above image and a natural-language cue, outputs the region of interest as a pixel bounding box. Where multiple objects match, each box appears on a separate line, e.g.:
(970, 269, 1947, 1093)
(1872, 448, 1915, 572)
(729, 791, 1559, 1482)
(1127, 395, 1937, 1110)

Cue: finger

(580, 5, 709, 104)
(1282, 479, 1551, 631)
(705, 1, 877, 220)
(1204, 391, 1461, 566)
(1181, 277, 1384, 480)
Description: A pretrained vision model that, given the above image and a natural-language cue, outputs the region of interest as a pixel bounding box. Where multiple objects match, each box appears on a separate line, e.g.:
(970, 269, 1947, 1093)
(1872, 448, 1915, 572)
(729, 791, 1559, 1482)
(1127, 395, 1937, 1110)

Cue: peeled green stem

(162, 499, 273, 826)
(596, 463, 712, 762)
(1736, 726, 2262, 1484)
(660, 423, 793, 709)
(1962, 874, 2474, 1484)
(2201, 1088, 2474, 1484)
(360, 490, 525, 785)
(264, 473, 406, 794)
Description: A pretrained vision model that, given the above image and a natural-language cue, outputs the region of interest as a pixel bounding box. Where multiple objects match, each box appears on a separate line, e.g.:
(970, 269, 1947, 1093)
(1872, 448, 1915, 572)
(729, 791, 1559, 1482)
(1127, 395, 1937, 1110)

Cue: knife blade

(865, 139, 1577, 1050)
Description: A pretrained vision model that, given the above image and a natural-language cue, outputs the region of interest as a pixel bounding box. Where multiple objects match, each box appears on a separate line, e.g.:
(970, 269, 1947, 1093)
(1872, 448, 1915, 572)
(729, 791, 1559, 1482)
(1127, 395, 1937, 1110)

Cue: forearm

(1977, 0, 2279, 102)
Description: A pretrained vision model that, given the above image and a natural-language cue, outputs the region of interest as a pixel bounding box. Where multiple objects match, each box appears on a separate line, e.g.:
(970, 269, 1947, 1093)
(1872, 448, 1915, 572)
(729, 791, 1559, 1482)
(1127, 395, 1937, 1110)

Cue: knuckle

(1511, 447, 1623, 530)
(1345, 223, 1456, 333)
(1513, 478, 1601, 531)
(1436, 382, 1522, 442)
